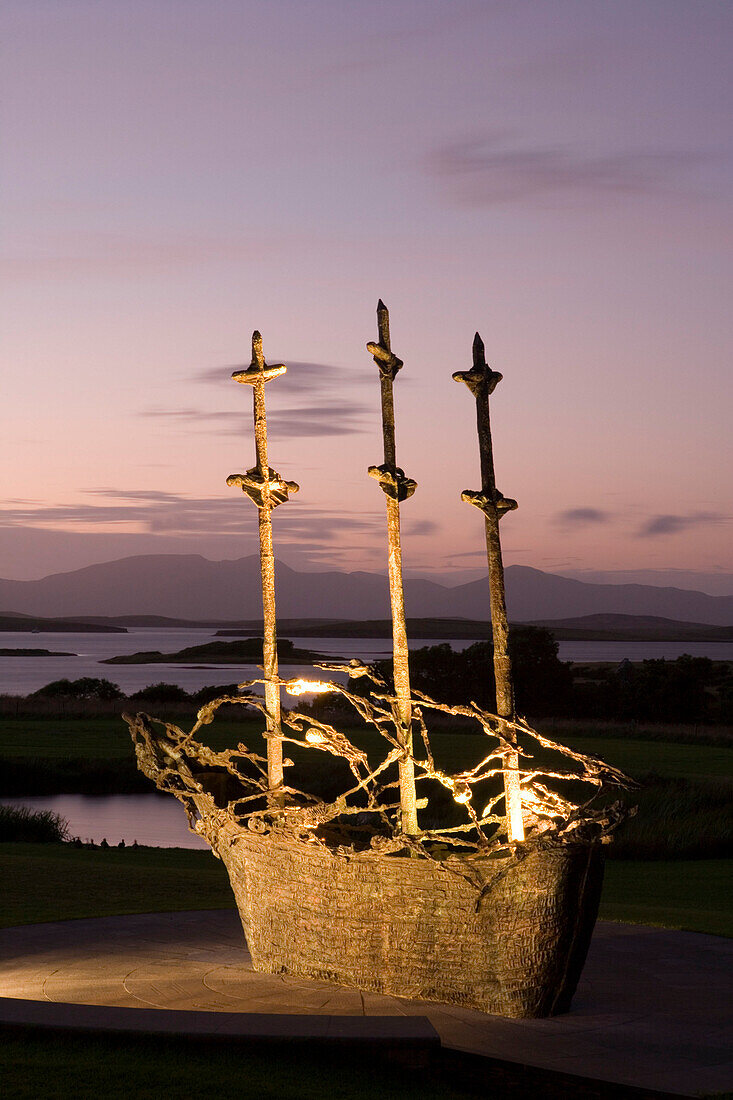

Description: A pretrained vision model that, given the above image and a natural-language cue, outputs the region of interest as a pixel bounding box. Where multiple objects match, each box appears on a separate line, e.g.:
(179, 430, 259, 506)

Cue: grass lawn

(0, 843, 233, 927)
(3, 714, 731, 777)
(599, 859, 732, 937)
(547, 733, 733, 780)
(0, 715, 265, 759)
(0, 1031, 488, 1100)
(1, 842, 730, 938)
(2, 715, 732, 814)
(0, 1030, 664, 1100)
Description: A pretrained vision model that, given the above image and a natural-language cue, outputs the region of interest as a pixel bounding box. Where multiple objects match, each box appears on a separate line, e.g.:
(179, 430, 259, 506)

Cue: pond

(3, 793, 207, 849)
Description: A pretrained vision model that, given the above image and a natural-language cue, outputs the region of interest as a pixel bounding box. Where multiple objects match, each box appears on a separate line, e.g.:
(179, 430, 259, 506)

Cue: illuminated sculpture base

(203, 815, 603, 1019)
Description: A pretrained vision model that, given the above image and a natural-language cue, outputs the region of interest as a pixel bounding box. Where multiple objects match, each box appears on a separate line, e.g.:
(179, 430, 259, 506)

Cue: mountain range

(0, 554, 731, 625)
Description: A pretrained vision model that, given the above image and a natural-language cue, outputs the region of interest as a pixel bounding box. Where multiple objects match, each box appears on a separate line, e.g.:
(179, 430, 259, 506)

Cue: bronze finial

(454, 332, 524, 842)
(366, 301, 419, 835)
(227, 330, 299, 804)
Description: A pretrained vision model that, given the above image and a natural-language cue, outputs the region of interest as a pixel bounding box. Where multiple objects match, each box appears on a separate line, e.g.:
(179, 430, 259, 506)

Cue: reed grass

(610, 774, 733, 860)
(0, 803, 69, 843)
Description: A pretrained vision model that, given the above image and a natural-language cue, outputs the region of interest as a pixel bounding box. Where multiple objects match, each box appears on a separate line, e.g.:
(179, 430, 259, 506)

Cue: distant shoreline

(0, 616, 126, 634)
(212, 616, 733, 644)
(2, 611, 732, 646)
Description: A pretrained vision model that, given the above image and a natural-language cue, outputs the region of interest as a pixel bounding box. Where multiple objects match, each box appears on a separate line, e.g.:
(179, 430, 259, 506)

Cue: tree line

(368, 627, 732, 724)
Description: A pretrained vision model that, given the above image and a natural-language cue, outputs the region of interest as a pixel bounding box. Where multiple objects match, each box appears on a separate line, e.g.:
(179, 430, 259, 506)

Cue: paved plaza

(0, 911, 730, 1097)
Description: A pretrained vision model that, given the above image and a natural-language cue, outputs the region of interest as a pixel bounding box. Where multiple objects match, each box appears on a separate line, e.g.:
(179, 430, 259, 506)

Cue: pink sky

(2, 1, 731, 588)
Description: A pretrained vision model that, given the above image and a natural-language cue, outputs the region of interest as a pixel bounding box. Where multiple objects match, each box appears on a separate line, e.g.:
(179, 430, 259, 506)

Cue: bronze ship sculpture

(125, 304, 627, 1018)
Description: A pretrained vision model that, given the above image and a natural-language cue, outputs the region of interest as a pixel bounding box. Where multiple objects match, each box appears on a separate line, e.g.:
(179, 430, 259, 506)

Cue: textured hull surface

(209, 821, 603, 1018)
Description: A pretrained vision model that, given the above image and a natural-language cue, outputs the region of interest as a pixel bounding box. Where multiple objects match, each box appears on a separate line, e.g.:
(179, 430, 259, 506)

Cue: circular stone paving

(0, 912, 731, 1097)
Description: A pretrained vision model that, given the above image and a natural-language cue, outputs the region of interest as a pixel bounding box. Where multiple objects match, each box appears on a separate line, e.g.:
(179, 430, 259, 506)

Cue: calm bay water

(0, 627, 730, 696)
(0, 628, 252, 696)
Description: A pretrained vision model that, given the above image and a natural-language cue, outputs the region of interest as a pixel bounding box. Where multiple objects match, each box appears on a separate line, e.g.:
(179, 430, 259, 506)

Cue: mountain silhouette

(0, 555, 731, 625)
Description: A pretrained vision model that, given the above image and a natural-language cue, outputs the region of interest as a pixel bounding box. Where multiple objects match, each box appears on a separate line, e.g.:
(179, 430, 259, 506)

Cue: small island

(0, 647, 75, 657)
(102, 637, 331, 666)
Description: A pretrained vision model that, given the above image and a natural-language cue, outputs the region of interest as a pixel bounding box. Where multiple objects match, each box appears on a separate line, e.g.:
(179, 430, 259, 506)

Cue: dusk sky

(3, 1, 731, 592)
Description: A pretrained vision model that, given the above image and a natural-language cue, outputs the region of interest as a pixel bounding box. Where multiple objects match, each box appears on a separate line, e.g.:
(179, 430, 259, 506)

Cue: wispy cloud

(407, 519, 440, 537)
(145, 358, 375, 439)
(637, 511, 724, 537)
(428, 134, 711, 206)
(0, 489, 383, 545)
(0, 493, 246, 534)
(444, 549, 488, 561)
(555, 507, 611, 528)
(143, 402, 367, 439)
(193, 360, 356, 395)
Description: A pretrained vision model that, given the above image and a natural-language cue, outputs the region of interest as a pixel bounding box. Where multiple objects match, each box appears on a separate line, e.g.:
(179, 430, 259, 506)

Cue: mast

(227, 331, 298, 803)
(454, 333, 525, 843)
(366, 301, 419, 835)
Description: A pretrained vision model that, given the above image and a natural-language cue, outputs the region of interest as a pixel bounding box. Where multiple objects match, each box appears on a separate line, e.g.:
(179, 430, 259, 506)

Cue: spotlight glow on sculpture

(285, 679, 332, 696)
(305, 728, 327, 744)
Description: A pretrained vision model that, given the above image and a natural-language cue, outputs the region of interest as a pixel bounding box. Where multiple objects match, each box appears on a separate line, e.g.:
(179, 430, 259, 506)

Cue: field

(1, 712, 730, 771)
(0, 842, 730, 938)
(1, 711, 731, 936)
(0, 843, 231, 927)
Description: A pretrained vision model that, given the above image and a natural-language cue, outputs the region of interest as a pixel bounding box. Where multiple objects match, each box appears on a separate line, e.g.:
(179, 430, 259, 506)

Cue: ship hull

(208, 820, 603, 1018)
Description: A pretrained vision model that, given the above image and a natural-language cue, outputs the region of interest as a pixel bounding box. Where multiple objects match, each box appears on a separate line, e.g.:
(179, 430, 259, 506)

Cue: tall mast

(454, 333, 525, 843)
(227, 331, 298, 802)
(367, 301, 419, 835)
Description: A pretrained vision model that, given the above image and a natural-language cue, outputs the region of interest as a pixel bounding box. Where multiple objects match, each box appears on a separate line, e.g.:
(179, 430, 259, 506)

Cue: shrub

(32, 677, 123, 701)
(609, 774, 733, 860)
(192, 684, 242, 705)
(129, 683, 191, 703)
